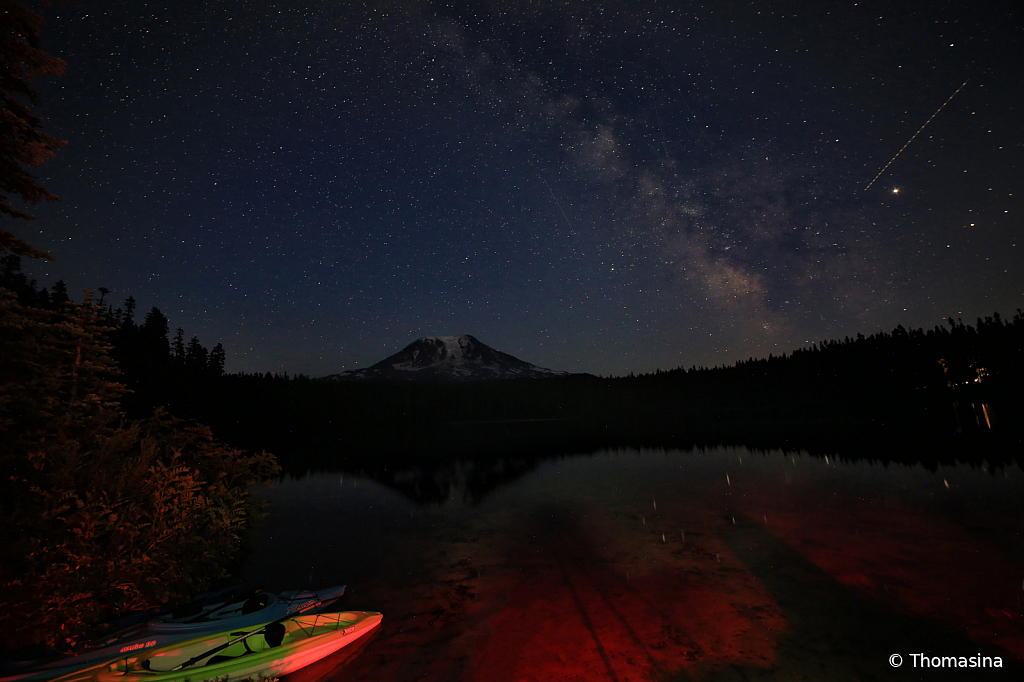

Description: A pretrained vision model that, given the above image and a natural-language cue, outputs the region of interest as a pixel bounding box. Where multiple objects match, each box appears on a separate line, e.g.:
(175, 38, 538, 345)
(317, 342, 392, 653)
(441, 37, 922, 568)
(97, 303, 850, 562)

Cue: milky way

(21, 0, 1023, 376)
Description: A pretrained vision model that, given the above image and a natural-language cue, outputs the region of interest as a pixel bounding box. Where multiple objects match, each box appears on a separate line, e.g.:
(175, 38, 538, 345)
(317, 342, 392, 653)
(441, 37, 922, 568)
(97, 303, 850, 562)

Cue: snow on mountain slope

(322, 335, 569, 382)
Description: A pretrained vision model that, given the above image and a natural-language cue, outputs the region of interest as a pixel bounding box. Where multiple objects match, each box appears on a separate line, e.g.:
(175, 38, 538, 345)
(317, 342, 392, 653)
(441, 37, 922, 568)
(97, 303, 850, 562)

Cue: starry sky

(18, 0, 1023, 377)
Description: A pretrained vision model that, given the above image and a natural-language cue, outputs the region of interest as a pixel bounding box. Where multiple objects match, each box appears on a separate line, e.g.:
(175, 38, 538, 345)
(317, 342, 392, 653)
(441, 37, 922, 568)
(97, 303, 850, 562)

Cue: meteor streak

(864, 80, 969, 191)
(541, 177, 577, 236)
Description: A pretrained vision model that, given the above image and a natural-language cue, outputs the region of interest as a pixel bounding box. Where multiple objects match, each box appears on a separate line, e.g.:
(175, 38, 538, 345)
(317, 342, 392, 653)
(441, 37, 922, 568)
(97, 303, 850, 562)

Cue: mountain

(322, 335, 570, 382)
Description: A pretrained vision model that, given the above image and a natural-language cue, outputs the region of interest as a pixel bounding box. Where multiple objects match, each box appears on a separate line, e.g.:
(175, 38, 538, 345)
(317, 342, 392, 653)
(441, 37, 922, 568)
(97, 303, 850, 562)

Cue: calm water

(240, 447, 1024, 681)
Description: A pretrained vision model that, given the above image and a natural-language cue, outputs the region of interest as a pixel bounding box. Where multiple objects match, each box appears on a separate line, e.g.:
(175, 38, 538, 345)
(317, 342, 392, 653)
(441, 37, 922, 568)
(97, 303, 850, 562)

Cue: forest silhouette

(187, 309, 1023, 475)
(7, 255, 1019, 477)
(2, 0, 1021, 666)
(0, 258, 277, 650)
(1, 4, 283, 651)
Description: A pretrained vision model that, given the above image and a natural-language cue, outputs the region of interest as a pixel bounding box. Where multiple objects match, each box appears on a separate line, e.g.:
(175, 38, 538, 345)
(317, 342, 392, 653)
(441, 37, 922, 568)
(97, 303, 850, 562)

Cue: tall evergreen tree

(0, 253, 21, 286)
(139, 307, 171, 361)
(0, 0, 67, 260)
(50, 279, 69, 309)
(121, 296, 137, 327)
(185, 335, 208, 373)
(0, 290, 278, 649)
(172, 327, 186, 365)
(208, 342, 226, 376)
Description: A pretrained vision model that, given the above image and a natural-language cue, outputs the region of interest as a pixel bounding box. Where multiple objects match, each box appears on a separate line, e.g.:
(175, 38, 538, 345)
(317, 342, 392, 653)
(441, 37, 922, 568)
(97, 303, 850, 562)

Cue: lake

(239, 447, 1024, 681)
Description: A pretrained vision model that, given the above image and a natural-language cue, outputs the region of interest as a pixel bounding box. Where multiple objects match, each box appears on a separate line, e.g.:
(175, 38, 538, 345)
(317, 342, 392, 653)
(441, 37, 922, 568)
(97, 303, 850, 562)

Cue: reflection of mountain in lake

(240, 449, 1024, 678)
(276, 432, 1024, 510)
(378, 457, 544, 506)
(276, 456, 544, 508)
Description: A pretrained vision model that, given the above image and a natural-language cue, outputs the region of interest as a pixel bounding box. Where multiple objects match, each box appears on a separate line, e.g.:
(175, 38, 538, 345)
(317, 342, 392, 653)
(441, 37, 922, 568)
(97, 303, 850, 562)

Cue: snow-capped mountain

(323, 335, 569, 382)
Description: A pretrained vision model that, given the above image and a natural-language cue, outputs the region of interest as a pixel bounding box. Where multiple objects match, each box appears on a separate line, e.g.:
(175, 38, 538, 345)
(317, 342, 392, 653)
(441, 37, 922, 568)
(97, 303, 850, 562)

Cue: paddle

(169, 596, 323, 671)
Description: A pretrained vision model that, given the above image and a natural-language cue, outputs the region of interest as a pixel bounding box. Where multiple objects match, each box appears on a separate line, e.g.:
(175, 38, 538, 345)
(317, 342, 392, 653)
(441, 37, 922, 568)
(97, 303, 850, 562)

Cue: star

(19, 0, 1024, 377)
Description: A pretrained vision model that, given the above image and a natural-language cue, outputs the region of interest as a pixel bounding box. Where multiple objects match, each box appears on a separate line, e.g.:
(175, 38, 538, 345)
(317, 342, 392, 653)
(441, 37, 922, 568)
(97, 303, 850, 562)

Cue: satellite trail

(864, 80, 969, 191)
(541, 177, 577, 237)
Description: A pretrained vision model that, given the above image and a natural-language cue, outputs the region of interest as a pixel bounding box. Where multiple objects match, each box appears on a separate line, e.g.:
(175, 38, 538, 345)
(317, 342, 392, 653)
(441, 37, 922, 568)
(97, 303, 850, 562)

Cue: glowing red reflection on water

(733, 482, 1024, 660)
(470, 509, 785, 681)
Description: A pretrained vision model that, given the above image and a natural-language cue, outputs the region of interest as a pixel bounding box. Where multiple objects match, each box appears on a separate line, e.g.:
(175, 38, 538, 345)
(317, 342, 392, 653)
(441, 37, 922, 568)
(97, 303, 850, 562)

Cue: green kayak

(49, 611, 382, 682)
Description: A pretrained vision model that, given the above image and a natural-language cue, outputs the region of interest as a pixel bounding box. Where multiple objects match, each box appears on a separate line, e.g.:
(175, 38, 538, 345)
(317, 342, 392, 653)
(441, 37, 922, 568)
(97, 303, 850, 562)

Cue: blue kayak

(0, 586, 345, 682)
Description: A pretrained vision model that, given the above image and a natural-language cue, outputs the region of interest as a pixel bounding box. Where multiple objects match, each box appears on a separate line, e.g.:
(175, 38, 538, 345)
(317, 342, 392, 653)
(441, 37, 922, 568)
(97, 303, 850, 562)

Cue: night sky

(19, 0, 1023, 377)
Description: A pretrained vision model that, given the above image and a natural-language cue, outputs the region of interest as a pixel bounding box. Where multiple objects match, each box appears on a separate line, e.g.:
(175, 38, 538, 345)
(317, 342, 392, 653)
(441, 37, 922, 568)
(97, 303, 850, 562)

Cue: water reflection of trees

(278, 437, 1021, 510)
(371, 457, 543, 506)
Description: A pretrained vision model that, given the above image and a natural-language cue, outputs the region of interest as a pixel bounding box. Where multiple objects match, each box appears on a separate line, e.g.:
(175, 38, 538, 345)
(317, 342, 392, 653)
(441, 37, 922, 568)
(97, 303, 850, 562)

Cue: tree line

(9, 249, 1015, 475)
(136, 310, 1021, 475)
(2, 254, 225, 417)
(0, 263, 278, 651)
(0, 0, 279, 652)
(1, 0, 1019, 651)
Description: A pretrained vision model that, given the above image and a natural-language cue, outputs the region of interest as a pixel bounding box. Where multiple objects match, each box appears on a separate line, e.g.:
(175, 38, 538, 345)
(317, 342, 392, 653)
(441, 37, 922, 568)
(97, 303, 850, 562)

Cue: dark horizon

(10, 261, 1020, 381)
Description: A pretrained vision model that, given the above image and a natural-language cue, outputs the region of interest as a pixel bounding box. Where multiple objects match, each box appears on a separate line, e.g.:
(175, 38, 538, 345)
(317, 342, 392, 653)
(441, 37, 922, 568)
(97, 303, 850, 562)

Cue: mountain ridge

(322, 334, 570, 382)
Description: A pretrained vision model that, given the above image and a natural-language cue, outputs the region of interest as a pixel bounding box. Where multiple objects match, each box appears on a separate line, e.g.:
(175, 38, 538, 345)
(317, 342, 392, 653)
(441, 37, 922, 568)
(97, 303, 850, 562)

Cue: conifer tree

(1, 5, 277, 644)
(50, 278, 69, 308)
(0, 254, 21, 285)
(185, 335, 208, 372)
(0, 290, 279, 649)
(172, 327, 185, 365)
(209, 342, 226, 376)
(0, 0, 67, 260)
(140, 307, 171, 361)
(122, 296, 137, 326)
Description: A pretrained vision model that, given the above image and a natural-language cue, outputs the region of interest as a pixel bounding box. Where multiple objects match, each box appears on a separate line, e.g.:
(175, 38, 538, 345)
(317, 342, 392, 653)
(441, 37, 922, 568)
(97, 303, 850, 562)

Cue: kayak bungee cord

(169, 599, 322, 671)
